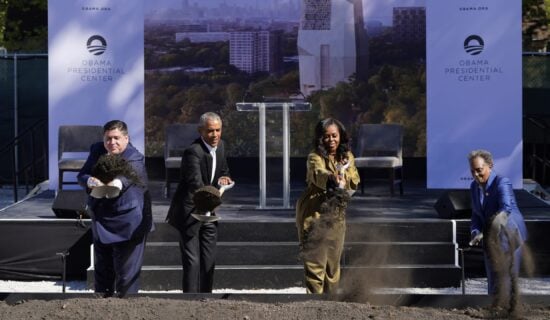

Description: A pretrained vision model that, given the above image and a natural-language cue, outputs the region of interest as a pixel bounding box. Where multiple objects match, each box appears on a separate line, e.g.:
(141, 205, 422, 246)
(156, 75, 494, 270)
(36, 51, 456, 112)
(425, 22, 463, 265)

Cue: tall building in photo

(353, 0, 368, 81)
(392, 7, 426, 43)
(230, 31, 282, 74)
(298, 0, 368, 96)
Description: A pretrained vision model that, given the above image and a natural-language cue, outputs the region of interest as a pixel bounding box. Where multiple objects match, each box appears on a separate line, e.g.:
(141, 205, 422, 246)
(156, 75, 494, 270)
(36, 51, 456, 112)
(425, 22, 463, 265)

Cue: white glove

(469, 230, 483, 246)
(107, 178, 123, 190)
(336, 161, 350, 174)
(336, 160, 350, 189)
(218, 179, 235, 196)
(87, 177, 104, 188)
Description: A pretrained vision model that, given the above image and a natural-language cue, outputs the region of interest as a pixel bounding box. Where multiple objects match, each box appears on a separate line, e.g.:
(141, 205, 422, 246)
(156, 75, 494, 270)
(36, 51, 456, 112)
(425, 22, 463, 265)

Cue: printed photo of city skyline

(144, 0, 428, 159)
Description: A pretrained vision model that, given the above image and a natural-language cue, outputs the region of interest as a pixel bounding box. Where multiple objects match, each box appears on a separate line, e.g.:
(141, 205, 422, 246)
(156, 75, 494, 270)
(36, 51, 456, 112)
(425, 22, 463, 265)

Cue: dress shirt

(201, 138, 217, 184)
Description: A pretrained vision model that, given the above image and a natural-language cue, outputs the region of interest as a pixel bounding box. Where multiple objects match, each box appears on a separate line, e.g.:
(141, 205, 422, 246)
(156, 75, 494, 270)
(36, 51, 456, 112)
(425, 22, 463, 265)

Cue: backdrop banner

(48, 0, 145, 190)
(426, 0, 522, 189)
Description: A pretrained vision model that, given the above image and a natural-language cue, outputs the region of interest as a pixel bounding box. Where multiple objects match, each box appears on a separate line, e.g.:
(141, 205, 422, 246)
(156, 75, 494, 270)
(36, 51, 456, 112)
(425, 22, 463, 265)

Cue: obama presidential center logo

(463, 35, 484, 56)
(442, 34, 504, 83)
(63, 34, 125, 83)
(86, 35, 107, 56)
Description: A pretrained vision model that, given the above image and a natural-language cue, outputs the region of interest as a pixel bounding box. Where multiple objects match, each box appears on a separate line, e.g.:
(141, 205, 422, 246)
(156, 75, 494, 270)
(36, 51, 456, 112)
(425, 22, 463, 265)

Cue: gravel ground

(2, 279, 550, 319)
(2, 297, 550, 320)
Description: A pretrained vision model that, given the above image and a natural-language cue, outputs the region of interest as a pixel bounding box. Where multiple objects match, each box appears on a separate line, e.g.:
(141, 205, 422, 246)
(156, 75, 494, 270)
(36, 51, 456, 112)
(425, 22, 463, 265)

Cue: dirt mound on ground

(1, 297, 550, 320)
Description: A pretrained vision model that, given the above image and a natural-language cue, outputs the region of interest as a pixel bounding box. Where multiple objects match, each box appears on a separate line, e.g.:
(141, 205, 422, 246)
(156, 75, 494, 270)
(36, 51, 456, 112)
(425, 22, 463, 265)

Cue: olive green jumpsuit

(296, 151, 360, 294)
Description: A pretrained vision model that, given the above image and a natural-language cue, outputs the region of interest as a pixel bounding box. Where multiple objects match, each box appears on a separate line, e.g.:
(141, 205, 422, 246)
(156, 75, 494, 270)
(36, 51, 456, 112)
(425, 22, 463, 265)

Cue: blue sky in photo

(146, 0, 426, 26)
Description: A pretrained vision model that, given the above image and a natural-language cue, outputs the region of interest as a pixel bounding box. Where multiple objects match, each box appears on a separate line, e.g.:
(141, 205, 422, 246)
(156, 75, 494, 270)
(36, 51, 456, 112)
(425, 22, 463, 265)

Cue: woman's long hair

(313, 118, 350, 162)
(92, 154, 142, 186)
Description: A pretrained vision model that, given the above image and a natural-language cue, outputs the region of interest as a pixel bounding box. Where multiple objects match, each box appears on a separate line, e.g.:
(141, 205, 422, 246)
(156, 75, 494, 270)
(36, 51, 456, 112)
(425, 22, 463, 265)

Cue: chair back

(58, 125, 104, 160)
(354, 124, 403, 158)
(164, 123, 199, 158)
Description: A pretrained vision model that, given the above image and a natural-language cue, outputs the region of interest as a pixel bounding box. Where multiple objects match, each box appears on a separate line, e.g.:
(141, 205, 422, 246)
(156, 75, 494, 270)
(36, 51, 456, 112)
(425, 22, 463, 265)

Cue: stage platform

(3, 179, 550, 221)
(1, 179, 550, 291)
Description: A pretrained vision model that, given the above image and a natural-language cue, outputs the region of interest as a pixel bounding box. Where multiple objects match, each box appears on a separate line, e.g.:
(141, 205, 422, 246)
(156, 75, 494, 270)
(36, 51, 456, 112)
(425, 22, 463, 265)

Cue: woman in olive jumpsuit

(296, 118, 360, 294)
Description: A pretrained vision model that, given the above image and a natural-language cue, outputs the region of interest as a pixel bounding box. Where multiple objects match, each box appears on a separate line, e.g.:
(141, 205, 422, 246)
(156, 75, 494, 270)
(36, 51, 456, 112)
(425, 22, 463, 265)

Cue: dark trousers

(178, 222, 217, 293)
(94, 236, 146, 297)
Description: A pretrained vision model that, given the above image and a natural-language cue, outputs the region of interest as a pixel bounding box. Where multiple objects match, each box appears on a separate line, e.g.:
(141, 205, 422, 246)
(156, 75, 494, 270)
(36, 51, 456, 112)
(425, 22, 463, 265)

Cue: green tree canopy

(1, 0, 46, 52)
(523, 0, 550, 51)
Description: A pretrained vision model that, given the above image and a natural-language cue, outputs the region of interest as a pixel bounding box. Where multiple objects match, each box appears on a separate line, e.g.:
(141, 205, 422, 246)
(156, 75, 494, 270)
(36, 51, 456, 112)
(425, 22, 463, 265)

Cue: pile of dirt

(1, 297, 550, 320)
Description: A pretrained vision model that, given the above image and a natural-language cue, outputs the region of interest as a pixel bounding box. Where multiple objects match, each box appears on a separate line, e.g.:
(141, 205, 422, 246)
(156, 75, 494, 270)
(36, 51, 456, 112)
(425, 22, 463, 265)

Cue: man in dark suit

(77, 120, 152, 297)
(468, 149, 527, 313)
(166, 112, 233, 293)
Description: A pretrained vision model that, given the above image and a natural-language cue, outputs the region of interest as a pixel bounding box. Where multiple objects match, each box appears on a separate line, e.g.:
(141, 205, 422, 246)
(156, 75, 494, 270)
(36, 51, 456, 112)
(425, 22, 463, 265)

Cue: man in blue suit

(77, 120, 152, 297)
(468, 149, 527, 312)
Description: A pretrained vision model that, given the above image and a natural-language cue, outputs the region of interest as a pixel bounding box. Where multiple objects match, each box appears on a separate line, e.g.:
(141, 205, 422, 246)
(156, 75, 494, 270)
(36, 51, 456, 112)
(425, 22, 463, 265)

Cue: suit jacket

(87, 182, 146, 244)
(295, 151, 360, 243)
(77, 142, 152, 243)
(166, 138, 230, 235)
(470, 172, 527, 245)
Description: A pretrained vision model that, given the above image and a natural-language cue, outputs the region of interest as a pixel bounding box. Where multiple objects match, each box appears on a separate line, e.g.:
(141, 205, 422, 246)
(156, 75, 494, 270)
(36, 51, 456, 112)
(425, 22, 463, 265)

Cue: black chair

(58, 125, 103, 190)
(354, 124, 404, 196)
(164, 123, 199, 197)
